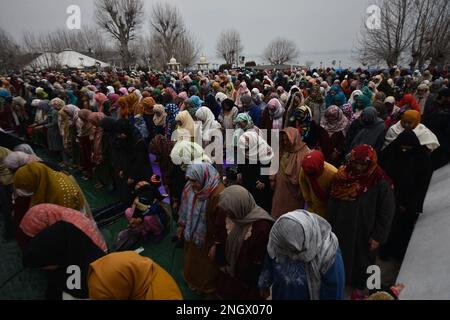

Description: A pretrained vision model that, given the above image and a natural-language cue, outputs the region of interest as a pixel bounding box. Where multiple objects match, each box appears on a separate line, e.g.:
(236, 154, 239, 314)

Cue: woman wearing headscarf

(317, 106, 348, 167)
(30, 100, 50, 148)
(260, 98, 285, 145)
(299, 150, 338, 217)
(88, 112, 113, 190)
(270, 128, 310, 219)
(346, 107, 386, 155)
(19, 204, 107, 252)
(234, 82, 251, 110)
(397, 93, 421, 113)
(384, 110, 440, 152)
(283, 91, 304, 128)
(13, 161, 85, 211)
(77, 109, 94, 179)
(88, 251, 182, 300)
(350, 94, 372, 123)
(379, 130, 433, 261)
(218, 98, 239, 133)
(326, 144, 395, 299)
(325, 85, 347, 108)
(195, 107, 222, 147)
(45, 98, 64, 160)
(62, 104, 81, 169)
(259, 209, 345, 300)
(169, 141, 211, 222)
(305, 85, 325, 124)
(3, 151, 42, 172)
(141, 97, 156, 139)
(235, 130, 274, 212)
(162, 93, 180, 138)
(287, 105, 318, 148)
(177, 163, 224, 295)
(22, 221, 106, 300)
(173, 110, 196, 142)
(205, 93, 221, 120)
(213, 185, 275, 299)
(112, 119, 153, 204)
(152, 104, 167, 136)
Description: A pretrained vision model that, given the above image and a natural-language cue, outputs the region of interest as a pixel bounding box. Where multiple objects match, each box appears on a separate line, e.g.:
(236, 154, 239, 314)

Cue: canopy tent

(24, 49, 109, 70)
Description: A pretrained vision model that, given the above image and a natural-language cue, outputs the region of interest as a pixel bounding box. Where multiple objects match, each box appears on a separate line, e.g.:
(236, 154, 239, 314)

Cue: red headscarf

(398, 94, 420, 113)
(302, 150, 328, 201)
(331, 145, 392, 201)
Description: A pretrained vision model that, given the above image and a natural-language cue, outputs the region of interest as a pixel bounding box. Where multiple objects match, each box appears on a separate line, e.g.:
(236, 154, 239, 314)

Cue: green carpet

(0, 148, 199, 300)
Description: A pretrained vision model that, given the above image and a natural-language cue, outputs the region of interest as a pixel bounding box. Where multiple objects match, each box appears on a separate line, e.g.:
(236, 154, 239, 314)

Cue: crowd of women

(0, 65, 449, 300)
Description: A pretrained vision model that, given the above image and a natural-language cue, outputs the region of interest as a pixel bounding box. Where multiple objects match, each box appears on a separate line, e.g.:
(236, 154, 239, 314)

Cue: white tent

(24, 49, 109, 70)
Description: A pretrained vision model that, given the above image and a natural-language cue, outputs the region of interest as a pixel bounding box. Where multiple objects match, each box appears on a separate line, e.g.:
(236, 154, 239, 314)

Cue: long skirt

(183, 241, 218, 294)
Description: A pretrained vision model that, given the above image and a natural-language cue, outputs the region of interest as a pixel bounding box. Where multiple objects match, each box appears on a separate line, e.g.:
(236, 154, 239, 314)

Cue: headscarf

(350, 107, 386, 150)
(142, 97, 156, 115)
(88, 112, 106, 164)
(174, 110, 195, 141)
(325, 85, 347, 107)
(153, 104, 167, 127)
(13, 162, 85, 209)
(22, 221, 106, 299)
(307, 85, 324, 104)
(234, 113, 254, 131)
(291, 105, 313, 141)
(400, 110, 421, 129)
(3, 151, 42, 171)
(13, 144, 36, 155)
(280, 128, 309, 185)
(238, 130, 273, 163)
(398, 94, 421, 113)
(88, 251, 182, 300)
(49, 98, 65, 110)
(95, 93, 107, 113)
(267, 98, 285, 129)
(301, 150, 328, 201)
(186, 95, 204, 118)
(20, 204, 107, 252)
(0, 147, 13, 185)
(267, 209, 338, 300)
(205, 93, 221, 119)
(178, 163, 221, 247)
(320, 106, 349, 136)
(78, 109, 94, 137)
(352, 94, 372, 111)
(195, 107, 221, 143)
(218, 185, 275, 276)
(331, 144, 391, 201)
(348, 90, 363, 105)
(235, 82, 251, 108)
(62, 104, 80, 128)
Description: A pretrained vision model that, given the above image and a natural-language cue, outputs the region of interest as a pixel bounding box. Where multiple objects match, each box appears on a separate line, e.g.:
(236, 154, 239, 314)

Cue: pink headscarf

(119, 87, 129, 96)
(95, 93, 107, 113)
(88, 112, 106, 164)
(165, 87, 178, 100)
(178, 91, 188, 100)
(20, 203, 107, 252)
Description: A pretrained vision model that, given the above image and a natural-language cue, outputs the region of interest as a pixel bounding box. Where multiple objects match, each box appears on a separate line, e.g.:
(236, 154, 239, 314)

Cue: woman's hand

(369, 238, 380, 251)
(176, 226, 184, 240)
(208, 244, 216, 260)
(260, 288, 271, 299)
(256, 181, 265, 190)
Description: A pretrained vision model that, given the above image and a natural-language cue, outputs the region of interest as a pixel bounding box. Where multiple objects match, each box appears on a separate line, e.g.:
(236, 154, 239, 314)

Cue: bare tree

(95, 0, 144, 69)
(216, 29, 243, 65)
(176, 32, 200, 68)
(0, 28, 21, 73)
(263, 37, 300, 65)
(357, 0, 413, 67)
(22, 27, 110, 57)
(150, 2, 185, 64)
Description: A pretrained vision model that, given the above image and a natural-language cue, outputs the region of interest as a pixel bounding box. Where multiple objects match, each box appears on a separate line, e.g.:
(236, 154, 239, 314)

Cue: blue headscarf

(325, 85, 347, 108)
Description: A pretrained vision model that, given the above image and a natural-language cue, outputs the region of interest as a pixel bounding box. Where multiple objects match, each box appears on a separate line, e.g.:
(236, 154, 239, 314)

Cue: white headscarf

(238, 130, 273, 164)
(267, 210, 339, 300)
(195, 107, 222, 143)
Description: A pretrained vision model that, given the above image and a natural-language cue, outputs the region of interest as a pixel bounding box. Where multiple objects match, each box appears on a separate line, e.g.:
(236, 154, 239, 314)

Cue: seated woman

(22, 221, 106, 300)
(88, 251, 182, 300)
(258, 209, 345, 300)
(115, 182, 168, 250)
(19, 203, 107, 252)
(213, 185, 274, 300)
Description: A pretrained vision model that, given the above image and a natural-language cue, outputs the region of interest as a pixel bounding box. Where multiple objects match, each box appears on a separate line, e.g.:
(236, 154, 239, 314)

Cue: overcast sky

(0, 0, 372, 67)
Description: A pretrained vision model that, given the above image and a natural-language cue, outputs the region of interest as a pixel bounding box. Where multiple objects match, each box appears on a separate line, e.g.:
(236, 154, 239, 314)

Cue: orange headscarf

(401, 110, 421, 129)
(142, 97, 156, 115)
(88, 251, 182, 300)
(117, 96, 129, 119)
